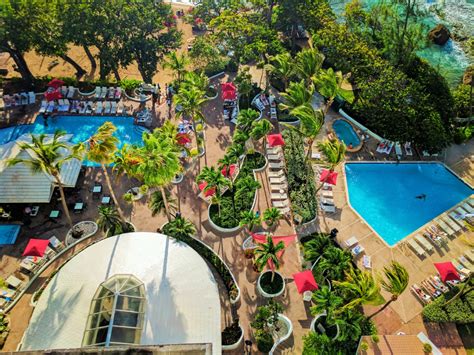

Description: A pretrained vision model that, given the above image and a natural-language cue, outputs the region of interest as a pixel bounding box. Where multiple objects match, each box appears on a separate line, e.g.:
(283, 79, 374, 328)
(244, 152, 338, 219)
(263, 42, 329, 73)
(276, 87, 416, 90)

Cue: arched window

(82, 274, 145, 347)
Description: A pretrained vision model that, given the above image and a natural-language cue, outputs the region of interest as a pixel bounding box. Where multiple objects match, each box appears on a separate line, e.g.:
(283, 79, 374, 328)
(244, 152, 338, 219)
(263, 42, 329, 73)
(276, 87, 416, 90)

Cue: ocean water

(345, 163, 473, 246)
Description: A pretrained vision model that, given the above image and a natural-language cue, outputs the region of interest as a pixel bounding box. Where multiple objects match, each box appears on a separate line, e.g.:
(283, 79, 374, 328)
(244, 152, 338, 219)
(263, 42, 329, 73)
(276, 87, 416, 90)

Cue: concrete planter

(172, 174, 184, 184)
(270, 314, 293, 355)
(205, 85, 218, 100)
(310, 311, 340, 340)
(257, 271, 285, 298)
(66, 221, 98, 246)
(222, 324, 244, 351)
(252, 155, 268, 172)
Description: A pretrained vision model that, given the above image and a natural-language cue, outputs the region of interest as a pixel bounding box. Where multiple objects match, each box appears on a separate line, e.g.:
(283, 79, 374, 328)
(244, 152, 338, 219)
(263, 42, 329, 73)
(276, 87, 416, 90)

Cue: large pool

(0, 115, 146, 166)
(345, 163, 473, 246)
(332, 119, 361, 148)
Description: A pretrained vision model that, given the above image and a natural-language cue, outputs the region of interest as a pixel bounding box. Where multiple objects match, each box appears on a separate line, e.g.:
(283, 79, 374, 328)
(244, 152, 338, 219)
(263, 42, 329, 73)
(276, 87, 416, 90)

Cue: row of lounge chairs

(91, 86, 122, 100)
(376, 140, 414, 158)
(39, 99, 129, 116)
(3, 92, 36, 107)
(267, 144, 290, 215)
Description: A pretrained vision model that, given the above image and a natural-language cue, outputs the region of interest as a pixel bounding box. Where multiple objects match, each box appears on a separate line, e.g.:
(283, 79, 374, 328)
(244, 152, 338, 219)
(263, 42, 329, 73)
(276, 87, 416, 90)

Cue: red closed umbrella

(293, 270, 319, 293)
(319, 169, 338, 186)
(198, 182, 216, 197)
(221, 82, 237, 101)
(45, 89, 62, 102)
(434, 262, 460, 282)
(176, 133, 191, 145)
(47, 78, 65, 89)
(266, 134, 285, 147)
(23, 238, 50, 257)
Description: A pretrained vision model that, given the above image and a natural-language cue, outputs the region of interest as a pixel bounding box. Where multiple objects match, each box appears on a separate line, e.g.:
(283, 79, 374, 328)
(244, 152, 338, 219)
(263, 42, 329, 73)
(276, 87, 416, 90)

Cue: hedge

(422, 285, 474, 324)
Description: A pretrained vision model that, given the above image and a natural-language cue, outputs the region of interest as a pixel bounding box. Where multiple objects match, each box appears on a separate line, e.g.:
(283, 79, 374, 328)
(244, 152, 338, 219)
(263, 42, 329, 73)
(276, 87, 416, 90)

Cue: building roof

(20, 233, 221, 354)
(0, 134, 81, 203)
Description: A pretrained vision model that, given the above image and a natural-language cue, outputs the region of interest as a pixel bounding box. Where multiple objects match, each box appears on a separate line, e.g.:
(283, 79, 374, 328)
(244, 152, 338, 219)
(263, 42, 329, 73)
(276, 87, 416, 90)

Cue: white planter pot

(269, 314, 293, 355)
(252, 155, 268, 172)
(257, 271, 285, 298)
(310, 311, 339, 340)
(222, 325, 244, 351)
(172, 174, 184, 184)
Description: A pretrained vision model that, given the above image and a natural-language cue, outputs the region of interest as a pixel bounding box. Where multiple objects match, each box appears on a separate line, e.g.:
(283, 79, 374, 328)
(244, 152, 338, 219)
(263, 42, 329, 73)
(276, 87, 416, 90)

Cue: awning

(47, 78, 65, 89)
(434, 262, 460, 282)
(319, 169, 338, 186)
(176, 133, 191, 145)
(198, 181, 216, 197)
(23, 238, 50, 257)
(252, 233, 296, 269)
(267, 134, 285, 147)
(293, 270, 318, 293)
(221, 164, 236, 178)
(45, 89, 62, 102)
(221, 82, 237, 101)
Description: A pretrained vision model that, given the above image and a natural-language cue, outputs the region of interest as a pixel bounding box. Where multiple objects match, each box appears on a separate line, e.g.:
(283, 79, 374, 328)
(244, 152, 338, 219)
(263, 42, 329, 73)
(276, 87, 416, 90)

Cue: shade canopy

(221, 82, 237, 101)
(319, 169, 338, 186)
(176, 133, 191, 145)
(45, 89, 62, 102)
(434, 262, 460, 282)
(47, 78, 65, 89)
(252, 233, 296, 269)
(267, 134, 285, 147)
(23, 238, 50, 257)
(221, 164, 236, 178)
(293, 270, 318, 294)
(198, 181, 216, 197)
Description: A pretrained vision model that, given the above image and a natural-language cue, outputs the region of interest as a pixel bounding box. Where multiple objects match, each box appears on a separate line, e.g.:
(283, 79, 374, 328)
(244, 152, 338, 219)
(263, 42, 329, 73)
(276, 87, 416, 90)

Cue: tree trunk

(136, 58, 151, 84)
(54, 175, 73, 228)
(83, 45, 96, 69)
(60, 54, 86, 79)
(101, 164, 126, 221)
(305, 137, 314, 161)
(7, 48, 34, 87)
(367, 299, 394, 320)
(112, 67, 121, 82)
(160, 186, 172, 222)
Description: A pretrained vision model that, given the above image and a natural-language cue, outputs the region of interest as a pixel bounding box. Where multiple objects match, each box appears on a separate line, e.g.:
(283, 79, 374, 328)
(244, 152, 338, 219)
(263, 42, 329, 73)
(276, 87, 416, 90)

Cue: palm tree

(134, 134, 182, 222)
(149, 190, 177, 217)
(75, 122, 126, 220)
(7, 131, 79, 228)
(97, 205, 125, 237)
(310, 285, 343, 317)
(313, 68, 354, 116)
(226, 143, 245, 161)
(163, 52, 189, 83)
(112, 144, 138, 183)
(239, 210, 262, 232)
(265, 52, 294, 90)
(218, 154, 238, 178)
(315, 139, 346, 192)
(235, 175, 261, 200)
(295, 47, 325, 86)
(232, 130, 250, 146)
(333, 269, 382, 312)
(317, 246, 353, 281)
(254, 236, 285, 281)
(279, 80, 314, 114)
(164, 216, 196, 239)
(236, 109, 260, 134)
(289, 104, 324, 160)
(333, 309, 364, 342)
(303, 234, 331, 263)
(250, 119, 272, 143)
(196, 166, 230, 216)
(368, 261, 409, 320)
(182, 71, 209, 93)
(263, 207, 282, 227)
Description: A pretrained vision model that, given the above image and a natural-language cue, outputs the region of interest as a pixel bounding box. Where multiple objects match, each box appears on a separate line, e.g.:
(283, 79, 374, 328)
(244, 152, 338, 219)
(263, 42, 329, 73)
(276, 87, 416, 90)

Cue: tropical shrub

(422, 285, 474, 324)
(251, 300, 283, 353)
(263, 207, 282, 227)
(452, 83, 473, 119)
(282, 129, 317, 223)
(119, 79, 143, 93)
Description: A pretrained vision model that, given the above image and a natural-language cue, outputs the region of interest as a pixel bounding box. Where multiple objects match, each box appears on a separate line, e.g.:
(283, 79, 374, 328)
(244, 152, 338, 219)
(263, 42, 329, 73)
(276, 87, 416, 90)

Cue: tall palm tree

(295, 47, 325, 86)
(232, 130, 250, 146)
(279, 80, 314, 114)
(112, 144, 138, 183)
(289, 104, 324, 160)
(254, 236, 285, 281)
(218, 154, 238, 179)
(317, 246, 353, 281)
(236, 109, 260, 134)
(226, 143, 245, 161)
(182, 71, 209, 93)
(333, 309, 364, 342)
(97, 205, 125, 237)
(7, 131, 79, 228)
(196, 166, 230, 216)
(134, 134, 182, 222)
(313, 68, 354, 116)
(303, 234, 331, 263)
(235, 175, 261, 200)
(239, 210, 262, 232)
(265, 52, 294, 90)
(310, 285, 343, 317)
(333, 269, 382, 312)
(368, 261, 409, 320)
(149, 190, 177, 217)
(250, 118, 272, 143)
(163, 52, 189, 83)
(315, 139, 346, 192)
(75, 122, 126, 220)
(164, 216, 196, 239)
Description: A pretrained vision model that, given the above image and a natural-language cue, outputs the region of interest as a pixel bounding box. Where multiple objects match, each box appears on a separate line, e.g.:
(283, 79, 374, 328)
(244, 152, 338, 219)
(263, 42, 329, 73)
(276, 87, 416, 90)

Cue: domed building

(20, 232, 221, 354)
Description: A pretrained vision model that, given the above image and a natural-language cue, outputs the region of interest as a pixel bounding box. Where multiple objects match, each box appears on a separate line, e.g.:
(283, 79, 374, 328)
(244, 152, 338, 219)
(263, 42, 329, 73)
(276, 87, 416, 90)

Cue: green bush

(422, 285, 474, 324)
(453, 83, 473, 118)
(256, 331, 274, 353)
(119, 78, 142, 93)
(282, 130, 317, 223)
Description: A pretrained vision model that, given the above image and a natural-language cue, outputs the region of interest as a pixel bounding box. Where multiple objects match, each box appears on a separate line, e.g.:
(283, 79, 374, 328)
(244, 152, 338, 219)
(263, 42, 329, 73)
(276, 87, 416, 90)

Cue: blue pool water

(0, 224, 21, 245)
(333, 120, 361, 147)
(345, 163, 473, 246)
(0, 116, 146, 166)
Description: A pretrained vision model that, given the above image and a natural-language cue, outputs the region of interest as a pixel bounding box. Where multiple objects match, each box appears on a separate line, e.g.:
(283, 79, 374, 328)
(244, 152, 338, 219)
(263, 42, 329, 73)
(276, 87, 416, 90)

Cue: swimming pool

(0, 115, 146, 166)
(345, 163, 473, 246)
(332, 120, 361, 149)
(0, 224, 21, 245)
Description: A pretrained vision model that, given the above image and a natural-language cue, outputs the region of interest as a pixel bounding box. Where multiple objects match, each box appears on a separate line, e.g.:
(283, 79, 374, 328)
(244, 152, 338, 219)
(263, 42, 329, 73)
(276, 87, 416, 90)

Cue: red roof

(434, 262, 460, 282)
(319, 169, 338, 186)
(293, 270, 318, 293)
(176, 133, 191, 145)
(266, 134, 285, 147)
(23, 238, 50, 257)
(221, 82, 237, 101)
(221, 164, 236, 177)
(198, 181, 216, 197)
(47, 78, 65, 89)
(45, 88, 62, 102)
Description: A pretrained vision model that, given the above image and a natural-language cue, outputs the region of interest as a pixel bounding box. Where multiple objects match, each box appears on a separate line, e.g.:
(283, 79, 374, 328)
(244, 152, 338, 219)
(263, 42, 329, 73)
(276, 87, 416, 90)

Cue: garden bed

(65, 221, 98, 246)
(259, 271, 284, 295)
(222, 321, 244, 350)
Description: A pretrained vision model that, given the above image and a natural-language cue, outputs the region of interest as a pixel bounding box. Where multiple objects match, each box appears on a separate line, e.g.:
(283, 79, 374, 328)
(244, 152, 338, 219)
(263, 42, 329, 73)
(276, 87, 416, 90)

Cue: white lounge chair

(321, 198, 334, 206)
(269, 161, 284, 169)
(272, 199, 289, 208)
(321, 190, 333, 198)
(115, 87, 122, 100)
(94, 87, 101, 99)
(278, 206, 291, 214)
(95, 101, 103, 114)
(270, 184, 287, 192)
(103, 101, 111, 114)
(320, 203, 335, 213)
(465, 249, 474, 263)
(384, 141, 394, 154)
(414, 234, 434, 253)
(404, 142, 413, 156)
(46, 102, 55, 113)
(67, 86, 76, 99)
(345, 236, 358, 247)
(411, 284, 431, 304)
(458, 256, 473, 270)
(271, 192, 288, 200)
(28, 91, 35, 104)
(376, 141, 387, 153)
(270, 176, 286, 184)
(362, 255, 371, 269)
(117, 103, 124, 115)
(441, 215, 461, 232)
(395, 142, 402, 159)
(60, 86, 68, 96)
(449, 210, 467, 227)
(351, 245, 364, 256)
(107, 87, 115, 99)
(268, 170, 285, 178)
(435, 219, 455, 236)
(461, 203, 473, 214)
(111, 101, 117, 114)
(407, 238, 426, 257)
(100, 87, 107, 99)
(38, 100, 48, 113)
(267, 154, 282, 162)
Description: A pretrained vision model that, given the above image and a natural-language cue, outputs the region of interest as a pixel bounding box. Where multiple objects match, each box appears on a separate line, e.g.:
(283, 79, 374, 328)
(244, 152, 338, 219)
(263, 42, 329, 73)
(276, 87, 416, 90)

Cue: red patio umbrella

(221, 164, 236, 178)
(266, 133, 285, 147)
(434, 262, 460, 282)
(293, 270, 318, 294)
(221, 82, 237, 101)
(47, 78, 65, 89)
(198, 182, 216, 197)
(23, 238, 50, 257)
(45, 89, 62, 102)
(176, 133, 191, 145)
(319, 169, 338, 186)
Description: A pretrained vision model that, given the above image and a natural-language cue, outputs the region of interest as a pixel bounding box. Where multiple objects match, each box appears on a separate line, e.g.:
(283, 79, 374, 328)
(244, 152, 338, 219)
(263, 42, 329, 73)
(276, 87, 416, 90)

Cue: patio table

(92, 185, 102, 193)
(49, 210, 60, 218)
(101, 196, 111, 204)
(74, 203, 84, 213)
(6, 275, 22, 289)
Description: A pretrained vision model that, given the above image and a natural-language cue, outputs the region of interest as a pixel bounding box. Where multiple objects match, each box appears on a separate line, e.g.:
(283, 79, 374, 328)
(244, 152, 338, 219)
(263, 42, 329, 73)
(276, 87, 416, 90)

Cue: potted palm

(263, 207, 282, 229)
(255, 236, 286, 298)
(239, 211, 262, 232)
(97, 205, 135, 237)
(309, 286, 341, 340)
(162, 216, 196, 241)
